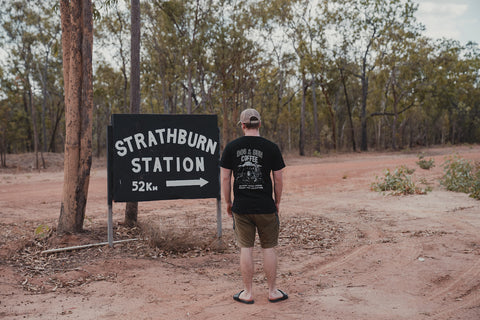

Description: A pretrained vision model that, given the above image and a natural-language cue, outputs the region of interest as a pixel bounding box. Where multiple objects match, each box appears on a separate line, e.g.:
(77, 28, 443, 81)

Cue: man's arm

(273, 169, 283, 214)
(221, 167, 233, 217)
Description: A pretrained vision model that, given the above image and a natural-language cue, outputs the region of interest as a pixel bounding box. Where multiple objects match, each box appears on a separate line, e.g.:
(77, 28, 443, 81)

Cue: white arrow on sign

(166, 178, 209, 187)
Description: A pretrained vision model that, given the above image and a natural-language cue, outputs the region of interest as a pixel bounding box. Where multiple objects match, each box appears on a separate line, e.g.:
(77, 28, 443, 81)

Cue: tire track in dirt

(387, 207, 480, 319)
(429, 276, 480, 319)
(425, 234, 480, 318)
(414, 207, 480, 319)
(428, 260, 480, 299)
(282, 200, 423, 275)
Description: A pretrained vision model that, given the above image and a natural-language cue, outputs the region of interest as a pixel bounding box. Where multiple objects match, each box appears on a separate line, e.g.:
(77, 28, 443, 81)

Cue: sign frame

(107, 114, 222, 246)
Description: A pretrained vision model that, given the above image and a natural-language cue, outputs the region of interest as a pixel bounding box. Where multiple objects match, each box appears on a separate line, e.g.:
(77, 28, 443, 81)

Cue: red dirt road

(1, 146, 480, 319)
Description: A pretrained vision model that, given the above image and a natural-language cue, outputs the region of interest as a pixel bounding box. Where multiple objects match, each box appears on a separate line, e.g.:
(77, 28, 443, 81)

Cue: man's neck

(244, 128, 260, 137)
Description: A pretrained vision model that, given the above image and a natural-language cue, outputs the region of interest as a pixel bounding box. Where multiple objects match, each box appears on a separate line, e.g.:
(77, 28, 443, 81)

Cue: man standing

(220, 108, 288, 304)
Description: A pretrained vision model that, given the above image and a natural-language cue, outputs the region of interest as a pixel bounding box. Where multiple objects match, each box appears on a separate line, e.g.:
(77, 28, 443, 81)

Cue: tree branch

(370, 102, 415, 117)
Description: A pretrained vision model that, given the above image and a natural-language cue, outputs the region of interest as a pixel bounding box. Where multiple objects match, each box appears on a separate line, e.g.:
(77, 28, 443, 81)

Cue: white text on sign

(115, 128, 218, 156)
(131, 156, 205, 173)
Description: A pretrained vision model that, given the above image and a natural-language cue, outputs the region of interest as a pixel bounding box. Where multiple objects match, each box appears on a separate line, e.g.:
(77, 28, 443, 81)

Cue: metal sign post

(107, 114, 221, 247)
(107, 125, 114, 247)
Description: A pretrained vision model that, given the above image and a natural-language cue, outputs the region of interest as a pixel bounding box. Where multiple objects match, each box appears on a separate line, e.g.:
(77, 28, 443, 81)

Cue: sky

(1, 0, 479, 69)
(415, 0, 480, 45)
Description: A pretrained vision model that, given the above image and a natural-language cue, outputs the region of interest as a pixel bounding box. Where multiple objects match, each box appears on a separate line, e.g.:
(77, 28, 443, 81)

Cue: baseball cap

(238, 108, 261, 125)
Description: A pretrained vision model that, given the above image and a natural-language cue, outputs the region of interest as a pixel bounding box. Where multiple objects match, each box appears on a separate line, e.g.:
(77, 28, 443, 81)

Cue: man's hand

(226, 202, 233, 217)
(273, 169, 283, 215)
(221, 167, 233, 218)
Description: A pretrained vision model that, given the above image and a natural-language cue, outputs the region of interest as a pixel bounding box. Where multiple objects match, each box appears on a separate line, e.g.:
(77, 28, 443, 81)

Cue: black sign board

(109, 114, 220, 202)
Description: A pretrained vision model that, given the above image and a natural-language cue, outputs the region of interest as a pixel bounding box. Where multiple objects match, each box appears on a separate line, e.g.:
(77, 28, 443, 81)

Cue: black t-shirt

(220, 136, 285, 214)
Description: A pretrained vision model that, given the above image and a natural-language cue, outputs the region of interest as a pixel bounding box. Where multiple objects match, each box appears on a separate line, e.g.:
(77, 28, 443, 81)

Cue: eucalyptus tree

(0, 68, 31, 156)
(93, 62, 124, 154)
(0, 66, 5, 165)
(142, 1, 179, 114)
(323, 0, 422, 151)
(130, 0, 141, 118)
(258, 0, 319, 155)
(427, 39, 480, 144)
(58, 0, 94, 234)
(1, 0, 65, 165)
(211, 0, 266, 146)
(250, 24, 297, 150)
(255, 0, 346, 154)
(0, 67, 21, 166)
(179, 0, 216, 115)
(92, 0, 141, 226)
(334, 50, 360, 151)
(0, 97, 7, 167)
(368, 10, 424, 150)
(142, 0, 217, 115)
(143, 0, 263, 144)
(1, 1, 42, 164)
(461, 42, 480, 143)
(33, 3, 62, 154)
(125, 0, 141, 227)
(95, 1, 131, 113)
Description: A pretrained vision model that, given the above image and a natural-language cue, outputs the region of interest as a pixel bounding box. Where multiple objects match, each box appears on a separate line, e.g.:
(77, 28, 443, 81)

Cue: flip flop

(269, 289, 288, 303)
(233, 290, 254, 304)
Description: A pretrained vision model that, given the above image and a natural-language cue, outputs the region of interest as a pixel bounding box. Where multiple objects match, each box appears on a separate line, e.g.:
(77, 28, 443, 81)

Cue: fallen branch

(41, 238, 139, 255)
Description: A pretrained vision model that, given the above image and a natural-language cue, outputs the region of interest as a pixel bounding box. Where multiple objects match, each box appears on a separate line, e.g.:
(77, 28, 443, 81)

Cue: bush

(440, 155, 480, 200)
(471, 169, 480, 200)
(440, 155, 474, 193)
(372, 165, 430, 196)
(416, 153, 435, 170)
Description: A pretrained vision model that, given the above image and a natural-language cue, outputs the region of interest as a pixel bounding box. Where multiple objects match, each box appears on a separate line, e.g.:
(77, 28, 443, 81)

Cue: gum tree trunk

(58, 0, 94, 233)
(125, 0, 141, 227)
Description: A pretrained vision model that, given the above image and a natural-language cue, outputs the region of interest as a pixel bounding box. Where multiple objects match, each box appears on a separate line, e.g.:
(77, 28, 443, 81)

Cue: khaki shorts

(232, 212, 279, 248)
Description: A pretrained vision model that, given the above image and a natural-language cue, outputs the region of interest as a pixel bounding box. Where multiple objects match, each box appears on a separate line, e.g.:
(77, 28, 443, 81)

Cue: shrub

(440, 155, 474, 193)
(471, 169, 480, 200)
(416, 153, 435, 170)
(372, 165, 430, 196)
(440, 155, 480, 200)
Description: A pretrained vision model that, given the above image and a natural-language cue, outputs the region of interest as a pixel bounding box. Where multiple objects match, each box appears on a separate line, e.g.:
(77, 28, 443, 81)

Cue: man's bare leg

(239, 247, 254, 301)
(263, 247, 284, 299)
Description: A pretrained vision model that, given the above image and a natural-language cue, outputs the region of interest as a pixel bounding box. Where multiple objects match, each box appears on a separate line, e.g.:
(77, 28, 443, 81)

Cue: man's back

(220, 136, 284, 214)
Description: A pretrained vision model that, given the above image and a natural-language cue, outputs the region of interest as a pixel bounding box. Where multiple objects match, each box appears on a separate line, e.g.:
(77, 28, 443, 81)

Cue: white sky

(1, 0, 478, 71)
(415, 0, 480, 45)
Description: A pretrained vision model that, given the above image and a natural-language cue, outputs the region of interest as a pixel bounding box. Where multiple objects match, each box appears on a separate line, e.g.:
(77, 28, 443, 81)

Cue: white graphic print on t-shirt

(236, 148, 264, 190)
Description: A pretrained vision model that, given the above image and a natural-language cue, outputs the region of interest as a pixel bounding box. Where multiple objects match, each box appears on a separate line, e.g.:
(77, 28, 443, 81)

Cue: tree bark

(299, 74, 307, 156)
(29, 84, 43, 169)
(58, 0, 94, 234)
(311, 77, 320, 153)
(319, 77, 337, 151)
(391, 81, 398, 150)
(360, 74, 368, 151)
(222, 90, 229, 147)
(340, 68, 356, 152)
(130, 0, 141, 115)
(125, 0, 141, 227)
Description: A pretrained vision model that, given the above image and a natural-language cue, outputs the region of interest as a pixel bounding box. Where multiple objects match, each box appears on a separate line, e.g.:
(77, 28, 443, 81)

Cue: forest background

(1, 0, 479, 167)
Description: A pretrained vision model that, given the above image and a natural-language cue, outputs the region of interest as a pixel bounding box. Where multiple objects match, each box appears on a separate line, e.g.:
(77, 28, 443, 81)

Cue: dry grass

(140, 219, 206, 253)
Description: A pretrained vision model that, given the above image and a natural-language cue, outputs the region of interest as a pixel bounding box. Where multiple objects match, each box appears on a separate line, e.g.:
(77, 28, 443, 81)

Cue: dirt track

(1, 146, 480, 319)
